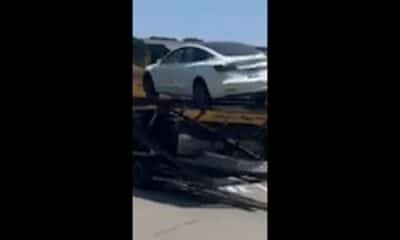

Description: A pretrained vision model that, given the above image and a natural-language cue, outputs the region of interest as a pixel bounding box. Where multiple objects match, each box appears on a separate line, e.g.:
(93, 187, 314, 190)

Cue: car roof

(177, 42, 264, 57)
(179, 41, 247, 48)
(178, 43, 205, 48)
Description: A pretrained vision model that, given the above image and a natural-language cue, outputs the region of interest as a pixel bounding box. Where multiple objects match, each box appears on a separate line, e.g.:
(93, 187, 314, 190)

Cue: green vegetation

(147, 44, 170, 64)
(133, 38, 171, 66)
(133, 37, 150, 67)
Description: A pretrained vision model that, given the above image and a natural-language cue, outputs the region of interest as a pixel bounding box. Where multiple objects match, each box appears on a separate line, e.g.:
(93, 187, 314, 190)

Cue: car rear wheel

(193, 80, 211, 108)
(143, 73, 159, 100)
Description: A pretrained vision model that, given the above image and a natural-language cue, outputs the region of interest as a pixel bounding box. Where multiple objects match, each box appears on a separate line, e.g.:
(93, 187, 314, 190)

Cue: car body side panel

(162, 63, 183, 94)
(173, 64, 194, 96)
(176, 59, 220, 97)
(198, 66, 226, 98)
(147, 63, 178, 93)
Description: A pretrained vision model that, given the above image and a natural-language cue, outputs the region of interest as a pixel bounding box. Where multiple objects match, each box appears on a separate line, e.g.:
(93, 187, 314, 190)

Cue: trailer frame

(133, 97, 267, 211)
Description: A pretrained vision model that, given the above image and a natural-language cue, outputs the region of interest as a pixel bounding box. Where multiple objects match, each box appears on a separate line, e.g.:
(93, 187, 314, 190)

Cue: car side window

(193, 48, 213, 62)
(163, 49, 184, 64)
(182, 48, 195, 63)
(182, 47, 213, 63)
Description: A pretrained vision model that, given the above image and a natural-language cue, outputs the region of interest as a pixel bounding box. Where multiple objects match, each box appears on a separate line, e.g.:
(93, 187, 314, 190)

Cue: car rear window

(203, 42, 262, 56)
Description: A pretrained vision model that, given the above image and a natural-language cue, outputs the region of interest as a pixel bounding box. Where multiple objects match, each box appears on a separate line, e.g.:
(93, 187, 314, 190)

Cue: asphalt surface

(133, 182, 267, 240)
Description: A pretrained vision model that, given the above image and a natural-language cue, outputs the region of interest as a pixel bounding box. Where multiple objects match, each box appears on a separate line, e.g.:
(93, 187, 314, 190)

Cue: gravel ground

(133, 183, 267, 240)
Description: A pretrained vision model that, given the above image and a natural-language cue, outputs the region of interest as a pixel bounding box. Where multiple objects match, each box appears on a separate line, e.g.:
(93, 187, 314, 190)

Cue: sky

(133, 0, 267, 46)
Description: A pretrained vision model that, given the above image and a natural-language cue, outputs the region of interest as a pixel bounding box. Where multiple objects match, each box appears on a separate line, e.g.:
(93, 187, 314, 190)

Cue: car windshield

(203, 42, 262, 56)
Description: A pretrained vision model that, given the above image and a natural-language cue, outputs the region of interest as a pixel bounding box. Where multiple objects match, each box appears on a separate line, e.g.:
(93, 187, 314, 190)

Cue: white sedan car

(143, 42, 267, 106)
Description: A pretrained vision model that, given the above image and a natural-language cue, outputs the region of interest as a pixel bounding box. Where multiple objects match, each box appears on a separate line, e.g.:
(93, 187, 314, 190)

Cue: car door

(171, 47, 194, 96)
(154, 49, 184, 94)
(162, 48, 191, 96)
(174, 47, 214, 96)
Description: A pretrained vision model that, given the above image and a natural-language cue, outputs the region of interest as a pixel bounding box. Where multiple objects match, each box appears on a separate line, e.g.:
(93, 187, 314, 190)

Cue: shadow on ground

(133, 187, 238, 210)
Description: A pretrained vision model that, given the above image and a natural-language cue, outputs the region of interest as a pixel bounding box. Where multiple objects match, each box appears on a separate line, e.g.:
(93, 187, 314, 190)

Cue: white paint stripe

(256, 184, 268, 192)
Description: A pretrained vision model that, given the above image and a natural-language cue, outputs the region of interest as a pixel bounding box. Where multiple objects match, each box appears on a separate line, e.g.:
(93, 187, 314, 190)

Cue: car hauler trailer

(133, 97, 267, 211)
(133, 64, 267, 127)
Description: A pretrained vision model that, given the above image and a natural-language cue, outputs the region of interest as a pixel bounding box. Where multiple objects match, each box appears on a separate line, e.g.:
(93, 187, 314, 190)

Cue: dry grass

(133, 64, 144, 83)
(133, 64, 145, 97)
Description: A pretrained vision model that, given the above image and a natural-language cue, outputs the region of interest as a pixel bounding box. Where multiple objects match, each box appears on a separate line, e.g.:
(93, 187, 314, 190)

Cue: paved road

(133, 182, 267, 240)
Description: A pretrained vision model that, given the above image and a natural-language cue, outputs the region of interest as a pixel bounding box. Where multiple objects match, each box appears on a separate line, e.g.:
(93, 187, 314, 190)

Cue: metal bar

(154, 176, 267, 211)
(170, 110, 262, 160)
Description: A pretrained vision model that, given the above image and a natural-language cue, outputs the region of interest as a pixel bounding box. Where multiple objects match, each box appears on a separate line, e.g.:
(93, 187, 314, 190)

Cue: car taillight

(214, 64, 237, 72)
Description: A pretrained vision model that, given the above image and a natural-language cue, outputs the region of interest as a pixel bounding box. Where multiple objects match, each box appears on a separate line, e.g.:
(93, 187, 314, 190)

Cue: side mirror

(156, 58, 162, 64)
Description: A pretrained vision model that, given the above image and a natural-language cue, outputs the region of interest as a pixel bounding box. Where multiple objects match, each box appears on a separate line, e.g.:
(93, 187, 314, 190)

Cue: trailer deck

(133, 97, 267, 211)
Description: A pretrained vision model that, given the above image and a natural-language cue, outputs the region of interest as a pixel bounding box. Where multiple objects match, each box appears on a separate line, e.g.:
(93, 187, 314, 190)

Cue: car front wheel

(143, 73, 159, 100)
(193, 80, 211, 108)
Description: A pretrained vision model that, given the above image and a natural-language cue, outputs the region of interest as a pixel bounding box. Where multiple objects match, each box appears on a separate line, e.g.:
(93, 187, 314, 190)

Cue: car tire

(143, 73, 159, 100)
(193, 79, 211, 109)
